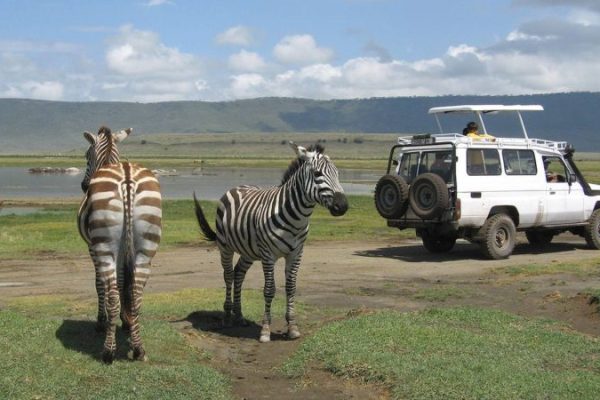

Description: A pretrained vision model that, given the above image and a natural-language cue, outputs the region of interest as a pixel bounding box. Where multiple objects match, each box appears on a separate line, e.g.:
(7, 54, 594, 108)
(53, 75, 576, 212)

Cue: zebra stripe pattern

(77, 126, 162, 364)
(194, 142, 348, 342)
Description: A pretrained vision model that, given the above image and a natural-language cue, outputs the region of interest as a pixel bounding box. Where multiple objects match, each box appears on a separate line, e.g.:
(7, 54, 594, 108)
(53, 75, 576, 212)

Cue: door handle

(549, 191, 556, 195)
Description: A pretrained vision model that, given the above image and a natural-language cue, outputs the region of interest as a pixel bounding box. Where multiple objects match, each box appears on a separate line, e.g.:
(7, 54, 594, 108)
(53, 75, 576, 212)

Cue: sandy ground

(2, 236, 600, 399)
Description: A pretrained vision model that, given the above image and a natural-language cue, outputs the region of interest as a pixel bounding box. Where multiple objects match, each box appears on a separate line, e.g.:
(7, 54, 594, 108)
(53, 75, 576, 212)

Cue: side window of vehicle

(503, 150, 537, 175)
(422, 150, 453, 182)
(543, 156, 569, 183)
(467, 149, 501, 176)
(398, 152, 419, 183)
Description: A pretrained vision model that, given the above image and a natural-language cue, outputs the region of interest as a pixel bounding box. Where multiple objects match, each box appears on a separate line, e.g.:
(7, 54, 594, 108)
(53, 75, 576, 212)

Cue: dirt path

(2, 236, 600, 399)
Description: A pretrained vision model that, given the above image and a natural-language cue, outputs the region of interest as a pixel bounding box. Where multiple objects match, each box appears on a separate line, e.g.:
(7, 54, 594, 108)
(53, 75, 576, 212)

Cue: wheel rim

(495, 227, 508, 248)
(381, 185, 397, 211)
(416, 184, 435, 210)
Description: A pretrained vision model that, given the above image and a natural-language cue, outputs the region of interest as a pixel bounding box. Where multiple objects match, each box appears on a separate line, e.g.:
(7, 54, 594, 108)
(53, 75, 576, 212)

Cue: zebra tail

(193, 191, 217, 242)
(121, 183, 136, 327)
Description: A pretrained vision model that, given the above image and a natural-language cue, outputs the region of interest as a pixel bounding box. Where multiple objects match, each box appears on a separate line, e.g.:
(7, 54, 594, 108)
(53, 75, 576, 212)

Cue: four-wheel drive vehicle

(374, 104, 600, 259)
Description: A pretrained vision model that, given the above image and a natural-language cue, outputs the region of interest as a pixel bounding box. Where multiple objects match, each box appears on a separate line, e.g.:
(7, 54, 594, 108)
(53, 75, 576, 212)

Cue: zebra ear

(289, 141, 311, 160)
(113, 128, 132, 143)
(83, 131, 96, 145)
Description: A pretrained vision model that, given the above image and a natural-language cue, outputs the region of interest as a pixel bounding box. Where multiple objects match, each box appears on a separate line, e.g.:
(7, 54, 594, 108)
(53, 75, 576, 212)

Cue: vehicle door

(543, 156, 584, 224)
(501, 149, 545, 226)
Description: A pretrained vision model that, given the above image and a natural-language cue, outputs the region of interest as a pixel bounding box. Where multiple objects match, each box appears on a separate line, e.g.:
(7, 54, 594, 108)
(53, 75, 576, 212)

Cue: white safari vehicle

(374, 104, 600, 259)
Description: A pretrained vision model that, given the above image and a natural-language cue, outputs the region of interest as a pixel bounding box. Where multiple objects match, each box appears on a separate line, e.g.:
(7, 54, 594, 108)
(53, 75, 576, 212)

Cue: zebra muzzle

(329, 192, 348, 216)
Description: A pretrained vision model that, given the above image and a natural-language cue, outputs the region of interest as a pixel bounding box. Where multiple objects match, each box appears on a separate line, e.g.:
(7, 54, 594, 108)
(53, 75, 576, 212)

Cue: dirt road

(2, 237, 600, 399)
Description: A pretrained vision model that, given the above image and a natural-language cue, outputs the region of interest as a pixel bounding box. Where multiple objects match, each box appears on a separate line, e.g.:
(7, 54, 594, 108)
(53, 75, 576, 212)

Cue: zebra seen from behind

(77, 126, 162, 364)
(194, 142, 348, 343)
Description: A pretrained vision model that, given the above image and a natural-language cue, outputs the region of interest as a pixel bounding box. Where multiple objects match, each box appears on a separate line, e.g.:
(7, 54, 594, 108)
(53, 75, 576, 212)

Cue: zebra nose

(329, 192, 348, 216)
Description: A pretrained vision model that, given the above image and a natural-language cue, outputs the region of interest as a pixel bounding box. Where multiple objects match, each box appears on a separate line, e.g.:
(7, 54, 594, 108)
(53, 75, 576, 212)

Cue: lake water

(0, 167, 378, 200)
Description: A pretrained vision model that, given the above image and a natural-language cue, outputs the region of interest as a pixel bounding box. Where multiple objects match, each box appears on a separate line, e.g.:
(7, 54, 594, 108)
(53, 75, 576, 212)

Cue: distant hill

(0, 93, 599, 153)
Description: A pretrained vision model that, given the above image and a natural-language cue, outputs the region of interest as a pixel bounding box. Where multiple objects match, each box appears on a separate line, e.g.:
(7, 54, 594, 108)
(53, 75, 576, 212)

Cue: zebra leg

(129, 259, 151, 362)
(220, 248, 235, 327)
(285, 250, 303, 340)
(260, 258, 276, 343)
(93, 255, 107, 332)
(232, 257, 253, 326)
(101, 268, 120, 364)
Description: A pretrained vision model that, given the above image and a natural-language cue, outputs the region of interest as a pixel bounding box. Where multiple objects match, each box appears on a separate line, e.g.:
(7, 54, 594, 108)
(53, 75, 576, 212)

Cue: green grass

(282, 307, 600, 399)
(1, 288, 325, 400)
(411, 285, 472, 302)
(0, 196, 410, 260)
(0, 289, 238, 400)
(493, 258, 600, 277)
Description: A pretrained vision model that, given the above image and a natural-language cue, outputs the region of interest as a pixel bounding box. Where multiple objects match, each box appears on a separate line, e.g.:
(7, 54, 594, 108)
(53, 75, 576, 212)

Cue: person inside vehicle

(431, 152, 448, 169)
(430, 152, 451, 180)
(464, 121, 496, 141)
(543, 157, 565, 183)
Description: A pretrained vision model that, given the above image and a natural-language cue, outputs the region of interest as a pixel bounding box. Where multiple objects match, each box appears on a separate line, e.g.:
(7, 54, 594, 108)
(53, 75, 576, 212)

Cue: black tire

(408, 173, 449, 219)
(421, 231, 457, 253)
(479, 214, 516, 259)
(525, 231, 554, 247)
(374, 175, 409, 219)
(584, 209, 600, 249)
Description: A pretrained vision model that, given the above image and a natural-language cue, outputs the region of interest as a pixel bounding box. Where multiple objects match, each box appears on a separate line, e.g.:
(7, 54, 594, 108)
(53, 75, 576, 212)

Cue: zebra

(77, 126, 162, 364)
(194, 142, 348, 343)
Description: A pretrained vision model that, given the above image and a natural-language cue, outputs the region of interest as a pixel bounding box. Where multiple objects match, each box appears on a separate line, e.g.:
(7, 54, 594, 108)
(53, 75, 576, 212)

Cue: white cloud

(228, 50, 266, 72)
(100, 25, 207, 101)
(1, 80, 64, 100)
(106, 25, 200, 78)
(273, 34, 333, 65)
(229, 73, 267, 98)
(216, 25, 255, 46)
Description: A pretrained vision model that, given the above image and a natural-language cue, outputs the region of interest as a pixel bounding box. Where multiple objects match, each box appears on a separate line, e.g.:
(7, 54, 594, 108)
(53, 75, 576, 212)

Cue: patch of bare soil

(2, 235, 600, 399)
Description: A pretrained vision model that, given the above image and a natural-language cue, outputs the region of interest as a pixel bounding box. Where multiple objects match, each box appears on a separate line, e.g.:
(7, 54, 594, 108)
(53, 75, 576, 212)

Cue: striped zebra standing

(194, 142, 348, 343)
(77, 126, 162, 363)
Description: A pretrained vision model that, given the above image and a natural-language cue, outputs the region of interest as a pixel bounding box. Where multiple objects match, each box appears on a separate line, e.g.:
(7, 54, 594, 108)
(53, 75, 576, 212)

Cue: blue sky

(0, 0, 598, 102)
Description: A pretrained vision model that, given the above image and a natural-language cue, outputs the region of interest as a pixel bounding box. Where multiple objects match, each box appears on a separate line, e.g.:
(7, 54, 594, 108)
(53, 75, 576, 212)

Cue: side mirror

(392, 160, 399, 166)
(569, 173, 577, 184)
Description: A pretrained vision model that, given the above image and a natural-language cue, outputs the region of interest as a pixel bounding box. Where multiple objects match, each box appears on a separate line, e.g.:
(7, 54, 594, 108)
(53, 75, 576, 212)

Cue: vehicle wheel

(584, 209, 600, 249)
(525, 231, 554, 247)
(421, 231, 457, 253)
(408, 173, 449, 219)
(479, 214, 516, 259)
(374, 175, 409, 219)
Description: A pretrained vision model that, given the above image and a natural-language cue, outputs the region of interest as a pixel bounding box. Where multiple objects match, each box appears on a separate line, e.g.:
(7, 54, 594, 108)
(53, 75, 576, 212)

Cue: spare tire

(408, 173, 449, 219)
(374, 175, 409, 219)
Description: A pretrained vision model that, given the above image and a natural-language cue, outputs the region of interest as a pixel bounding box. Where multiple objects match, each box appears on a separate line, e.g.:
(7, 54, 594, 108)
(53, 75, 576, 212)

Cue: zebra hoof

(259, 326, 271, 343)
(102, 349, 115, 364)
(259, 334, 271, 343)
(133, 347, 148, 362)
(287, 326, 301, 340)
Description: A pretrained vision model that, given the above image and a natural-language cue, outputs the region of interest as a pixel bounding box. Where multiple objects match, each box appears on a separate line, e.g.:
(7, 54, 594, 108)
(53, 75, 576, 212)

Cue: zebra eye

(313, 170, 323, 178)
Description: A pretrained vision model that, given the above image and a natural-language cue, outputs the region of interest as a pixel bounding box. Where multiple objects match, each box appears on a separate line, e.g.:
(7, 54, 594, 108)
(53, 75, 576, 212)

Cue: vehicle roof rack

(397, 134, 569, 153)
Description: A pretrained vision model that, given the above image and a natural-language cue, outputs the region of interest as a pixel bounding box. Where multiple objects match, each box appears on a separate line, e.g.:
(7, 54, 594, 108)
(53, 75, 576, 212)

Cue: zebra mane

(281, 143, 325, 185)
(97, 126, 112, 137)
